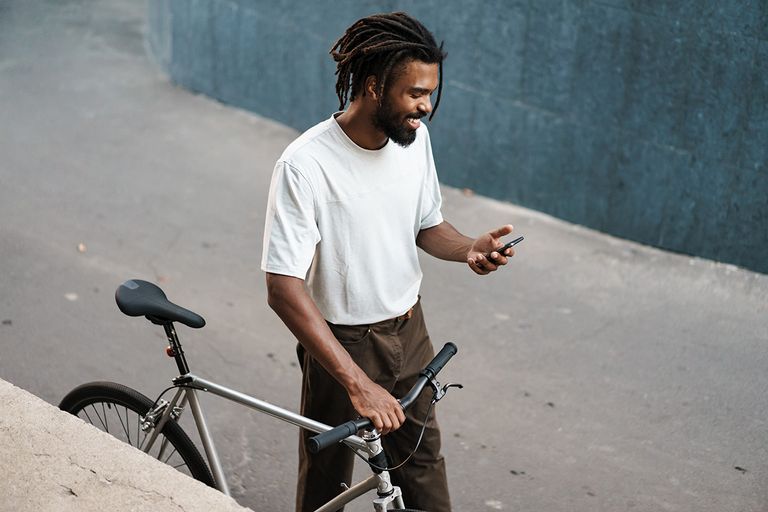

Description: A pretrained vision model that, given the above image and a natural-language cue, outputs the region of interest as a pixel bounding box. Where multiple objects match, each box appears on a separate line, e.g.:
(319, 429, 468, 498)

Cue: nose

(418, 96, 432, 115)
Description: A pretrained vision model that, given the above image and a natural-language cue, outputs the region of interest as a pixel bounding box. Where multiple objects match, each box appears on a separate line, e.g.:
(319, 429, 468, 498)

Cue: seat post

(163, 323, 190, 375)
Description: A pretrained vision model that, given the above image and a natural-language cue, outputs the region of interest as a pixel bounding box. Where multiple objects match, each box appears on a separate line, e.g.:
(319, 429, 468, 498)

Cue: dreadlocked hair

(330, 12, 446, 121)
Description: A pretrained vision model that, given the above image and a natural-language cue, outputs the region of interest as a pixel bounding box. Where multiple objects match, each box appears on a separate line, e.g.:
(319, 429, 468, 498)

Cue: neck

(336, 101, 388, 150)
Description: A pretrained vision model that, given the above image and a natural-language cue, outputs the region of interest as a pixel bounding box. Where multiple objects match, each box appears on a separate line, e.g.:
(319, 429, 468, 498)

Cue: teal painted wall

(148, 0, 768, 274)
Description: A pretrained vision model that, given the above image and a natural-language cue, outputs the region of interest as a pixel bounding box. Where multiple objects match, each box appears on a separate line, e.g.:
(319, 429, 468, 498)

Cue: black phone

(489, 235, 524, 259)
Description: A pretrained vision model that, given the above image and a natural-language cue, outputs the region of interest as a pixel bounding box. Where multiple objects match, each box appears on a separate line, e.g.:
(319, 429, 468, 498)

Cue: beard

(372, 97, 424, 148)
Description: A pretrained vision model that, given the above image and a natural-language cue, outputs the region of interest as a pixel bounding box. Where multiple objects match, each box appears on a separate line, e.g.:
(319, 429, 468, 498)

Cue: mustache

(405, 112, 426, 120)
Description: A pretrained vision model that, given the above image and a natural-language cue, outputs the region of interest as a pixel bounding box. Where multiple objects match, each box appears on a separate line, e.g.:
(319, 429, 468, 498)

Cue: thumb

(488, 224, 514, 239)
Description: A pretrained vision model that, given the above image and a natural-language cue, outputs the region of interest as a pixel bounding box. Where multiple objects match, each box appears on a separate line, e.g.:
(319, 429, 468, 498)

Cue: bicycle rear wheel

(59, 381, 215, 487)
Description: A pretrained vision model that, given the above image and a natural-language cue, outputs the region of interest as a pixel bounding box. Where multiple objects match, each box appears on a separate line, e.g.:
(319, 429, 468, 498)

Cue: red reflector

(166, 346, 175, 357)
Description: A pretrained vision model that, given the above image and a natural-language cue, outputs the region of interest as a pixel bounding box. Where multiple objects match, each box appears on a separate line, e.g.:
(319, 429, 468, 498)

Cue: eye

(410, 91, 432, 99)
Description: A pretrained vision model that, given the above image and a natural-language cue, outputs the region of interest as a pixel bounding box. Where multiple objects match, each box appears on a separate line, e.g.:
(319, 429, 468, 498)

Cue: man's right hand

(266, 273, 406, 436)
(347, 376, 406, 435)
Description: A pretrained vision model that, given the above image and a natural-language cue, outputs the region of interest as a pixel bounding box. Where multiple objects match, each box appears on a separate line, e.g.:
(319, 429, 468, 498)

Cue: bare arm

(416, 220, 517, 275)
(265, 273, 405, 434)
(416, 220, 474, 262)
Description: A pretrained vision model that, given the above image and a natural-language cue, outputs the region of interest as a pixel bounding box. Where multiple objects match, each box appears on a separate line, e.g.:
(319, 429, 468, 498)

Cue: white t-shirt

(261, 114, 444, 325)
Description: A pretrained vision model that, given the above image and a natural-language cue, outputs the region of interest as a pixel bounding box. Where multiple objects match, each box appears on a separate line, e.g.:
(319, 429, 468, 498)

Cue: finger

(467, 258, 478, 272)
(488, 224, 514, 239)
(489, 252, 508, 265)
(468, 259, 490, 275)
(370, 413, 384, 433)
(395, 406, 406, 426)
(492, 245, 517, 262)
(387, 410, 403, 433)
(489, 250, 508, 261)
(472, 263, 490, 275)
(380, 414, 393, 435)
(476, 255, 498, 272)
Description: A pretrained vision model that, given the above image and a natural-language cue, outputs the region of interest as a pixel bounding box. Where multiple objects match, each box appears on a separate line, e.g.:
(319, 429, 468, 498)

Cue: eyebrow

(408, 87, 435, 95)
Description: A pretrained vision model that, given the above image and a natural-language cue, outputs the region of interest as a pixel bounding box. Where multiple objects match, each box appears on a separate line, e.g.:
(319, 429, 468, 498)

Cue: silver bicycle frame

(143, 373, 397, 510)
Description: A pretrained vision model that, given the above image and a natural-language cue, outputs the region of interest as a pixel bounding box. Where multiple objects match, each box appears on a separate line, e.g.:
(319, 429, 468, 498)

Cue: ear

(364, 75, 379, 100)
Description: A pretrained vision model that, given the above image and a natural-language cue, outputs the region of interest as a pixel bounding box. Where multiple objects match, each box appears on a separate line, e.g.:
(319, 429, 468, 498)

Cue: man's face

(372, 59, 439, 147)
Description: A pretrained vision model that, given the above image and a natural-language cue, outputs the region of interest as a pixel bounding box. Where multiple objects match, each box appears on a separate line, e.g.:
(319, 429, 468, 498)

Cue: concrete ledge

(0, 379, 252, 512)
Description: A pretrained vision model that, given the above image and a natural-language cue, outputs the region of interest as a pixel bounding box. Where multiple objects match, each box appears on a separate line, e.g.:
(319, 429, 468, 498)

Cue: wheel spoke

(163, 446, 178, 464)
(89, 404, 108, 431)
(113, 403, 131, 443)
(101, 402, 109, 433)
(124, 406, 131, 443)
(81, 407, 94, 425)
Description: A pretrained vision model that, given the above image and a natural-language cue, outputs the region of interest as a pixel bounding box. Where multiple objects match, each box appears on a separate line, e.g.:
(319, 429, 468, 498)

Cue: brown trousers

(295, 300, 452, 512)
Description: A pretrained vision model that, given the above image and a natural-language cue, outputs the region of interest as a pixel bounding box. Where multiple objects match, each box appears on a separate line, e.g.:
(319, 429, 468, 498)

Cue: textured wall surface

(148, 0, 767, 273)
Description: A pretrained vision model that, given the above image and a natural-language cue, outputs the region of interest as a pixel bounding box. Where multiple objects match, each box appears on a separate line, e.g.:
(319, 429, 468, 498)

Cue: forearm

(416, 221, 474, 262)
(265, 273, 367, 393)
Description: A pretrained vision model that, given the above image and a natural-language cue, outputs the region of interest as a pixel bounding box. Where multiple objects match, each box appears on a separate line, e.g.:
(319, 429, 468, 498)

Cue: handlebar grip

(420, 342, 458, 381)
(308, 418, 370, 454)
(309, 343, 458, 454)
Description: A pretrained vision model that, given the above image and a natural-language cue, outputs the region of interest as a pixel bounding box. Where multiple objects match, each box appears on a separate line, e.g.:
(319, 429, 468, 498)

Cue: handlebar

(308, 342, 458, 454)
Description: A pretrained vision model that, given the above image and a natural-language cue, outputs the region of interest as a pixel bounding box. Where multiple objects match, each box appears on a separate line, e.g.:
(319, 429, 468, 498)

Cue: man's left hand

(467, 224, 515, 275)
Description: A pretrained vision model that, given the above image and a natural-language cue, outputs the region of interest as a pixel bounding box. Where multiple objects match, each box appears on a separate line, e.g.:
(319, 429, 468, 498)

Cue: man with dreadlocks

(262, 12, 516, 512)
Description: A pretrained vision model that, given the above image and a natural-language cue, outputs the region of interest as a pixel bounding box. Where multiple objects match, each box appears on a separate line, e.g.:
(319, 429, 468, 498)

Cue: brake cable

(348, 380, 463, 472)
(348, 398, 436, 472)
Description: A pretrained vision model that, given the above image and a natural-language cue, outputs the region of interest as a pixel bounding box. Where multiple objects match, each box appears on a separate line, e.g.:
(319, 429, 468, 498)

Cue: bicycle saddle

(115, 279, 206, 329)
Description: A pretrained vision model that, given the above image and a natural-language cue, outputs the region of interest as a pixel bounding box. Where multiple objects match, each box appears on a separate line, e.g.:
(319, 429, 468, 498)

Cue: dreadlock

(330, 12, 446, 121)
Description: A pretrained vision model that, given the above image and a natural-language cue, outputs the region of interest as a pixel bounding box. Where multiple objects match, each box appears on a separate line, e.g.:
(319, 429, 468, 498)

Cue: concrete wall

(147, 0, 768, 274)
(0, 379, 252, 512)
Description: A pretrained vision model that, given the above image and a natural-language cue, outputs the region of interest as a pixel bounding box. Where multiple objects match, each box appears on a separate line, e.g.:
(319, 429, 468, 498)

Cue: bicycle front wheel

(59, 381, 215, 487)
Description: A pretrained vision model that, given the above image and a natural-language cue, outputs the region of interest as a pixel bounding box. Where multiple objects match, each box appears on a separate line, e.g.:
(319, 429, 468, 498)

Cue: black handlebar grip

(309, 343, 458, 454)
(421, 342, 458, 381)
(308, 419, 370, 454)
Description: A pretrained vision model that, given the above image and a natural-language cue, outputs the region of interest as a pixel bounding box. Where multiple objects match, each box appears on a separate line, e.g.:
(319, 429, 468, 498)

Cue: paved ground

(1, 1, 767, 511)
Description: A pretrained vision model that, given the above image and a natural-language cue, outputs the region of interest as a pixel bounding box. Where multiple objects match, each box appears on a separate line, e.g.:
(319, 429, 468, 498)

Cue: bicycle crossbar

(184, 374, 368, 451)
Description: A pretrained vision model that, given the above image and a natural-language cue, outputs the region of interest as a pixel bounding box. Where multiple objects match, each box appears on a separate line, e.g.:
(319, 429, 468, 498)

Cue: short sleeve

(261, 161, 321, 279)
(419, 128, 444, 230)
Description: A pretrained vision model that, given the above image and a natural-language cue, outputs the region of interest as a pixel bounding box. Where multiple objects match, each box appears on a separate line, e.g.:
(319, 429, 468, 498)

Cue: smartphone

(489, 235, 524, 259)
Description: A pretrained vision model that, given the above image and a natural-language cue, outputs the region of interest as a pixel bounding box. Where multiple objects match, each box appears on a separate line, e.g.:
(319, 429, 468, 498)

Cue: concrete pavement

(1, 1, 767, 511)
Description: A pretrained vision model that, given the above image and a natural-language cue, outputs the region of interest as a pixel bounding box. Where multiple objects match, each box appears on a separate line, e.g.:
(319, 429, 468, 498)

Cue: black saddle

(115, 279, 206, 329)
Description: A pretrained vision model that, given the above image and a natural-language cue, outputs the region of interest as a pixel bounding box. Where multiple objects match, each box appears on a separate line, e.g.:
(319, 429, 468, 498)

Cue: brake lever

(429, 378, 463, 402)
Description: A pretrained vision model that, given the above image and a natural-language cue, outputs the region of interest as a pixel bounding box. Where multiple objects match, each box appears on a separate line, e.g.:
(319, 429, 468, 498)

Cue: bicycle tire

(59, 381, 215, 487)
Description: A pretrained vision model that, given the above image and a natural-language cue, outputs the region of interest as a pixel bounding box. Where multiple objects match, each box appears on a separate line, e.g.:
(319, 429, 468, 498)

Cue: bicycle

(59, 279, 462, 511)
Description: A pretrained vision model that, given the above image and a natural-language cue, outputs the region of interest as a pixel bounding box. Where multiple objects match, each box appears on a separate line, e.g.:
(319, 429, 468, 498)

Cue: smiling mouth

(405, 115, 423, 130)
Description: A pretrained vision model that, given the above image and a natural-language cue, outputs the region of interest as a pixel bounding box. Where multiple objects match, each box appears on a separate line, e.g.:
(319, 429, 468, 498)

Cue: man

(261, 12, 516, 512)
